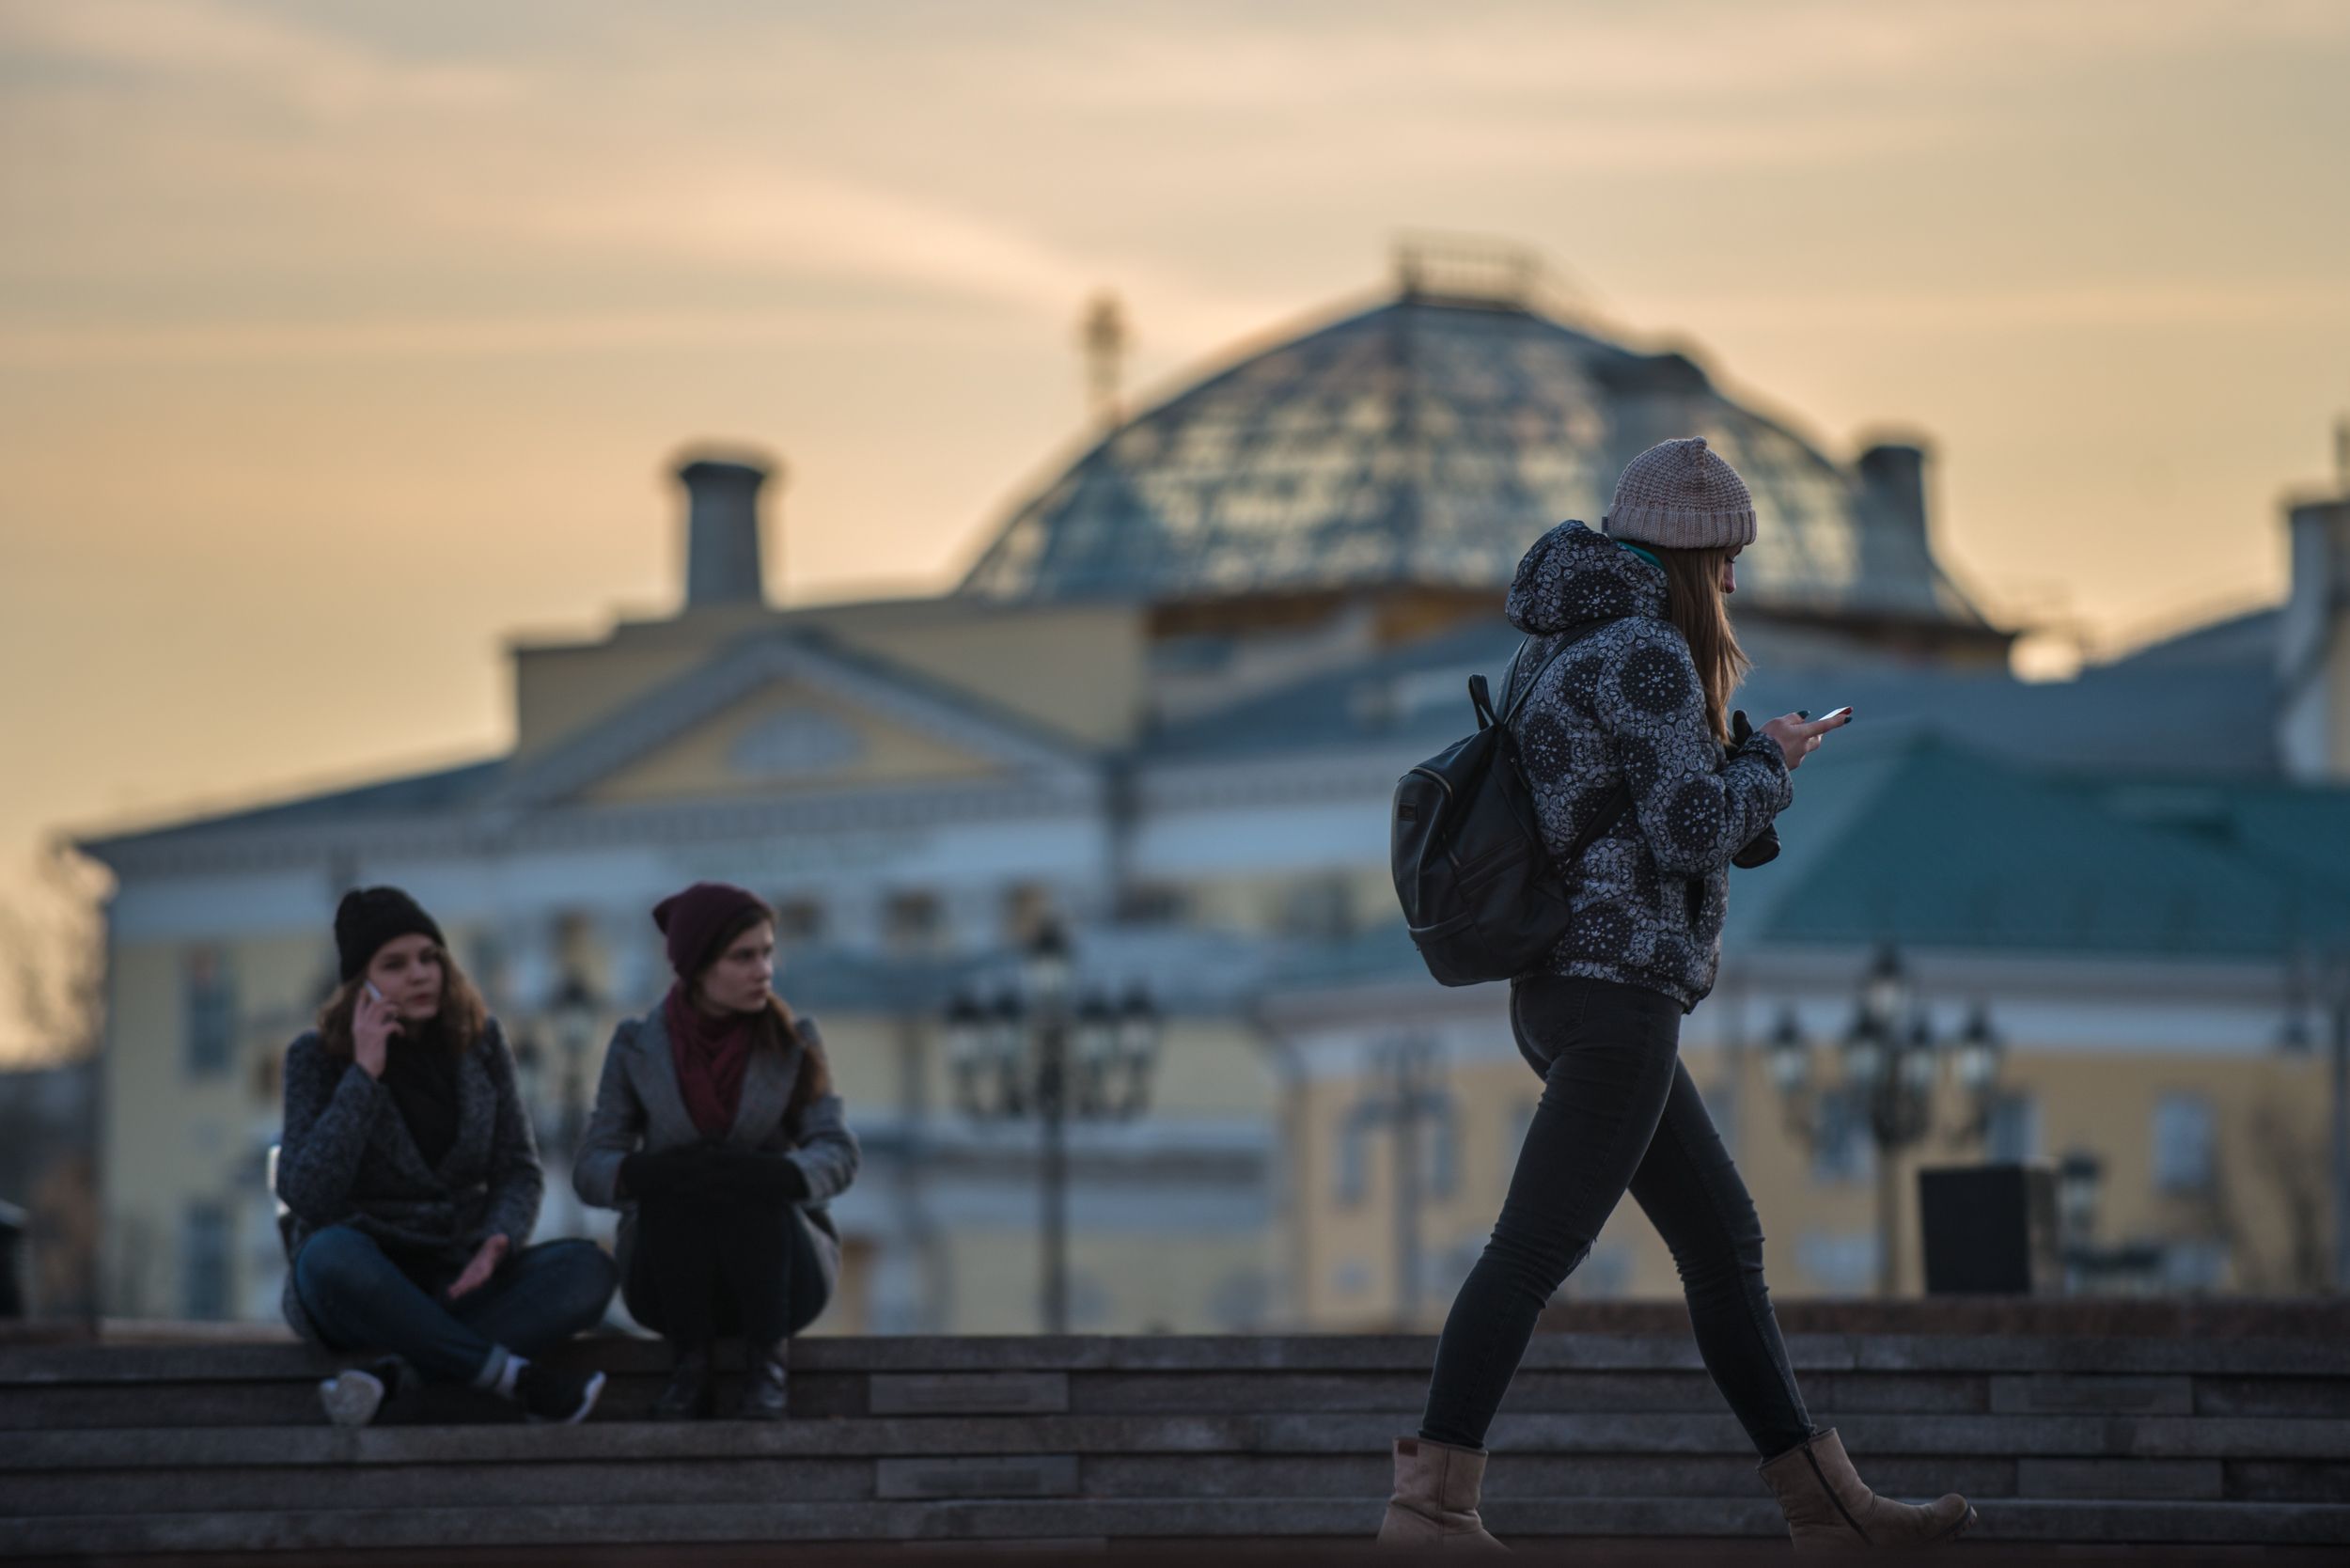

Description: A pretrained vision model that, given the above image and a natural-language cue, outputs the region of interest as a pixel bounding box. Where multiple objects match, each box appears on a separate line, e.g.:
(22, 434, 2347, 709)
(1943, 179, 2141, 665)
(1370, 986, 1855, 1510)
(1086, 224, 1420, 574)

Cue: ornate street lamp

(945, 919, 1163, 1332)
(1767, 946, 2005, 1296)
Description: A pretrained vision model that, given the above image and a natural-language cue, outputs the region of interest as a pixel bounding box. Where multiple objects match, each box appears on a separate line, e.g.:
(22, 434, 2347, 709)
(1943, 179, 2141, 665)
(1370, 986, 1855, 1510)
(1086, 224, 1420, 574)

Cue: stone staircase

(4, 1309, 2349, 1556)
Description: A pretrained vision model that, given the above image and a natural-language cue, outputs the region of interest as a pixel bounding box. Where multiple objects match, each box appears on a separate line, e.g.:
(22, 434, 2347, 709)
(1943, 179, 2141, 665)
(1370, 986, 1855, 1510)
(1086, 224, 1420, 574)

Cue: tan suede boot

(1758, 1428, 1976, 1550)
(1375, 1436, 1510, 1552)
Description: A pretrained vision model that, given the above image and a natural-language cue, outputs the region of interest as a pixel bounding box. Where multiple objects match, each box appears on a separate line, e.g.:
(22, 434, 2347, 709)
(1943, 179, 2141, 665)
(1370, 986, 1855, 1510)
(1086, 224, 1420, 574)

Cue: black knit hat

(335, 886, 446, 982)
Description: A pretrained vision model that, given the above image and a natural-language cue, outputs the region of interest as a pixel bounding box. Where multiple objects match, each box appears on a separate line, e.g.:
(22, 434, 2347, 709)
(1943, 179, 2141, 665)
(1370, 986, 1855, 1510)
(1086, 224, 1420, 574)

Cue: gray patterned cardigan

(275, 1020, 543, 1341)
(1506, 520, 1796, 1011)
(572, 1006, 859, 1306)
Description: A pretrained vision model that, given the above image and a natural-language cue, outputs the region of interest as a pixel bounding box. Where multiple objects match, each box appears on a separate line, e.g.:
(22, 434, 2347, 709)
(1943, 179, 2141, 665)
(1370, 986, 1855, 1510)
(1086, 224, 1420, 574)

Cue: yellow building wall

(102, 929, 334, 1320)
(1284, 1041, 2336, 1328)
(937, 1227, 1277, 1335)
(800, 600, 1148, 750)
(579, 682, 1003, 806)
(510, 598, 1149, 764)
(511, 613, 761, 759)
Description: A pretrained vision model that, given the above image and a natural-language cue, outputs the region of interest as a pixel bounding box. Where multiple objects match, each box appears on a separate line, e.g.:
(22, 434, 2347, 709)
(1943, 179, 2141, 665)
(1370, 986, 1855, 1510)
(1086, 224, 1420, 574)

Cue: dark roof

(959, 291, 1989, 629)
(1146, 611, 2281, 782)
(77, 758, 503, 855)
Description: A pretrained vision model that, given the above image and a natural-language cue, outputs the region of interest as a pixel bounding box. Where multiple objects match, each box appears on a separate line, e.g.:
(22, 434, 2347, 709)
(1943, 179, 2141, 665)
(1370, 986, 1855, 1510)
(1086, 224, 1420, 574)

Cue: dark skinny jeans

(1418, 974, 1815, 1458)
(293, 1227, 617, 1388)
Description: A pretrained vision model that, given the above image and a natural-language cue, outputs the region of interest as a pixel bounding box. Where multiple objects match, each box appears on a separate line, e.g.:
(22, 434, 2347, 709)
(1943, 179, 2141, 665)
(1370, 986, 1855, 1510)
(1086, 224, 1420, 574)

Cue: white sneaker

(319, 1368, 387, 1428)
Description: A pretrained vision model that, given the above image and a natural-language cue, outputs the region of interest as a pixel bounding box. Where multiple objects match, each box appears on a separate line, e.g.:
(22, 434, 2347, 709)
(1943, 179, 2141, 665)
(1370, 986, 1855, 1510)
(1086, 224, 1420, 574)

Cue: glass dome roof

(959, 289, 1987, 630)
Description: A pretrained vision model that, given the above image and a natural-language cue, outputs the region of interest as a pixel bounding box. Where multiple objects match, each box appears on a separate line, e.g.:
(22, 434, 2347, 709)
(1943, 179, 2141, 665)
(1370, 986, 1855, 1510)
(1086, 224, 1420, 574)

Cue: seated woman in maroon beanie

(573, 882, 860, 1419)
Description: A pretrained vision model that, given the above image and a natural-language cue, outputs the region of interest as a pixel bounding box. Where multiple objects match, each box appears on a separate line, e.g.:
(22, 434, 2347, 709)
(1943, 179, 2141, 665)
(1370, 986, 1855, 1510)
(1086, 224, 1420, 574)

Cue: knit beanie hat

(652, 881, 775, 980)
(335, 886, 446, 982)
(1603, 436, 1758, 551)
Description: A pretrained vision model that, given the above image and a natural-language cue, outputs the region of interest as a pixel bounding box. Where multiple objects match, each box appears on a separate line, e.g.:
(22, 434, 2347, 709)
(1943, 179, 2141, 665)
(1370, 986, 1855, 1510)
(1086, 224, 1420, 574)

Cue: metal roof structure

(960, 287, 1989, 630)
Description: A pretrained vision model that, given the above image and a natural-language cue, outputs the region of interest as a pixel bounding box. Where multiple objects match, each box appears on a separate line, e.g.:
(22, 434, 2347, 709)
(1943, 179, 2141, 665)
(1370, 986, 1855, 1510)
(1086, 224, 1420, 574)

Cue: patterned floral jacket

(1505, 520, 1794, 1011)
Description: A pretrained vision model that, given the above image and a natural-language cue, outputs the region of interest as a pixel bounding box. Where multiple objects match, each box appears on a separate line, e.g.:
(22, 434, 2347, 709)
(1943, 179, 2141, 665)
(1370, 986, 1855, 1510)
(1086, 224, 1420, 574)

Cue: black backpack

(1390, 619, 1632, 987)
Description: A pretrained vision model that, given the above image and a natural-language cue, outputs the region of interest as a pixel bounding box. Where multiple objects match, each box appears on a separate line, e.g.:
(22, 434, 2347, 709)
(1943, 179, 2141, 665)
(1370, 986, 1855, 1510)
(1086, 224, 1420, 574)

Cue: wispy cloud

(0, 0, 522, 113)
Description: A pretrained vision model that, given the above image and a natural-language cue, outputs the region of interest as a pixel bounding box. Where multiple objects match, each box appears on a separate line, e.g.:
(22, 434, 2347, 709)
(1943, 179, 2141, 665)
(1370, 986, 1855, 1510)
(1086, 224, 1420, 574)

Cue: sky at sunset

(3, 0, 2347, 1058)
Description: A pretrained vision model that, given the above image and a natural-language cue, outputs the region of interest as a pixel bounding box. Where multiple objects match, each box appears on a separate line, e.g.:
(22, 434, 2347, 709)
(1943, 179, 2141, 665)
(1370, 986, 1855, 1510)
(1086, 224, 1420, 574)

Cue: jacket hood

(1506, 520, 1668, 635)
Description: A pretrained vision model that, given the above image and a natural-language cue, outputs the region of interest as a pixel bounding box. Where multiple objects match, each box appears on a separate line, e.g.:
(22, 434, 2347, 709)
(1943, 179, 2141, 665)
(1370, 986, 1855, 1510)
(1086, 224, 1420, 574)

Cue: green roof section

(1752, 733, 2350, 958)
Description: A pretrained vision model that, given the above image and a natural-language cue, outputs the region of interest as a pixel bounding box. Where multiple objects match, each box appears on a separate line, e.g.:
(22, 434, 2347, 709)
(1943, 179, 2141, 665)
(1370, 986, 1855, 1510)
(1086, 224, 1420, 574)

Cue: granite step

(5, 1330, 2346, 1554)
(10, 1496, 2350, 1555)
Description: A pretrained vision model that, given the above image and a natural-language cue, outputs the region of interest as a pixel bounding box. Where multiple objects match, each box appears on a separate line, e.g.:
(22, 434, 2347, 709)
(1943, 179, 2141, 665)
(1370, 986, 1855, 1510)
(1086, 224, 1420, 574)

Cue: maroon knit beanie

(651, 882, 774, 980)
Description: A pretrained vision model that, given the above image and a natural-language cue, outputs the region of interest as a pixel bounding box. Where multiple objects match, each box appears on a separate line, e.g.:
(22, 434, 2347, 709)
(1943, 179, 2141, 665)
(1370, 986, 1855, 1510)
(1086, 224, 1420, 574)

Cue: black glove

(619, 1142, 721, 1200)
(708, 1146, 811, 1203)
(1728, 711, 1782, 870)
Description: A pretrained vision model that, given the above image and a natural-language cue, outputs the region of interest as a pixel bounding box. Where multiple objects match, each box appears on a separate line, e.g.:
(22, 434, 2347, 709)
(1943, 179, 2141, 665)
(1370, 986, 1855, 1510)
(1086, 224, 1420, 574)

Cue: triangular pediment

(484, 632, 1090, 812)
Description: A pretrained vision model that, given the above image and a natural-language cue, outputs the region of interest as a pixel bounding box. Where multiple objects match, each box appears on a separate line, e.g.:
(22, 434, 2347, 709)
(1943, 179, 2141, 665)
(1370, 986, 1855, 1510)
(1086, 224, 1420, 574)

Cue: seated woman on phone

(275, 887, 619, 1427)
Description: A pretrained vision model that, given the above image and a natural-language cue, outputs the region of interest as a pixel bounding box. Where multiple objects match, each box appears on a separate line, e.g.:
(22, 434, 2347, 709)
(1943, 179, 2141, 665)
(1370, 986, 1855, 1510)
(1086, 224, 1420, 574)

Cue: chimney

(1856, 441, 1929, 538)
(2278, 492, 2350, 783)
(677, 452, 778, 610)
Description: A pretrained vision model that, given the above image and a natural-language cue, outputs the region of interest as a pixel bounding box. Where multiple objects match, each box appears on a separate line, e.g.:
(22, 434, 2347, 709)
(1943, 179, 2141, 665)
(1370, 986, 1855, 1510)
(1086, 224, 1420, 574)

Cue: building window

(181, 1201, 231, 1321)
(1985, 1092, 2041, 1164)
(1422, 1098, 1459, 1202)
(2152, 1093, 2216, 1194)
(183, 948, 237, 1079)
(1335, 1109, 1371, 1209)
(1001, 883, 1055, 947)
(1810, 1088, 1873, 1184)
(1796, 1228, 1881, 1294)
(883, 891, 944, 954)
(1117, 882, 1192, 926)
(774, 898, 825, 947)
(1278, 874, 1355, 940)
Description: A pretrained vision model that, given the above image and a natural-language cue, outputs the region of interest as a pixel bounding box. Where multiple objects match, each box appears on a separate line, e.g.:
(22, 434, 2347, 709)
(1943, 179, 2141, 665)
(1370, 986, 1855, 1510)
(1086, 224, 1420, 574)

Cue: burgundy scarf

(663, 983, 756, 1139)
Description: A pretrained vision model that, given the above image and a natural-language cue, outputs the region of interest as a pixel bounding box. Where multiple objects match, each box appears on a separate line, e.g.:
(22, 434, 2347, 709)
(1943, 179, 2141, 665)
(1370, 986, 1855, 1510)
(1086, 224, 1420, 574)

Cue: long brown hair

(316, 941, 489, 1059)
(1652, 544, 1750, 745)
(695, 903, 837, 1117)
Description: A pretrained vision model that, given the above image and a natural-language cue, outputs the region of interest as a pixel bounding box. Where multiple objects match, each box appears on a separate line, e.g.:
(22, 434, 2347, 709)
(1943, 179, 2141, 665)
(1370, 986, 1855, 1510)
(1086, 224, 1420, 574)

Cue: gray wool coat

(275, 1020, 543, 1342)
(571, 1006, 859, 1306)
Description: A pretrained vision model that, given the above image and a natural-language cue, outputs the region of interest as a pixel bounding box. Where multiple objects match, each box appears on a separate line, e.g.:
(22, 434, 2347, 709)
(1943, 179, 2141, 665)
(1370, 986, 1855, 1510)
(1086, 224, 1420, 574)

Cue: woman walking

(573, 881, 860, 1419)
(277, 887, 618, 1427)
(1378, 439, 1974, 1552)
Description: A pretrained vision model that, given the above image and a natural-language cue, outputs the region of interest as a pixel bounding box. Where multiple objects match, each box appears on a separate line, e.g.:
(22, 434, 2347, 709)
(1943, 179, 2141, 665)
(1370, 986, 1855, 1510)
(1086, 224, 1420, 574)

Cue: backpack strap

(1496, 615, 1622, 726)
(1562, 781, 1635, 864)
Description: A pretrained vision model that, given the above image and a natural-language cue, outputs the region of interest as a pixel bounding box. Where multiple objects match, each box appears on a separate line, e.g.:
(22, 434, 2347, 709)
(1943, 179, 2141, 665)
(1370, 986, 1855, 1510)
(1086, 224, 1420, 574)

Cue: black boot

(735, 1341, 788, 1420)
(652, 1342, 713, 1421)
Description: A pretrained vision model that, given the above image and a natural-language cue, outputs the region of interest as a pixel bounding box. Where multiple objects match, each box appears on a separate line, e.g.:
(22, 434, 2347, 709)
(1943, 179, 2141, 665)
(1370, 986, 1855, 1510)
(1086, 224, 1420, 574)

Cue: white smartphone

(1816, 706, 1854, 725)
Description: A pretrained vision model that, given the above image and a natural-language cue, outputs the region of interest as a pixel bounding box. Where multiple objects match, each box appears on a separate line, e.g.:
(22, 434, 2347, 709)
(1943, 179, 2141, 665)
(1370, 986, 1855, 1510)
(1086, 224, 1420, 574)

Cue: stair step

(9, 1412, 2350, 1467)
(6, 1330, 2343, 1553)
(10, 1497, 2350, 1556)
(9, 1332, 2349, 1382)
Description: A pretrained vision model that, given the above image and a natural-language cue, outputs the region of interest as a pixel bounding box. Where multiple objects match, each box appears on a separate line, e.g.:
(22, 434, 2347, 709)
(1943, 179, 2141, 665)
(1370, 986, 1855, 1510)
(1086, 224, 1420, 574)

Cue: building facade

(80, 246, 2350, 1329)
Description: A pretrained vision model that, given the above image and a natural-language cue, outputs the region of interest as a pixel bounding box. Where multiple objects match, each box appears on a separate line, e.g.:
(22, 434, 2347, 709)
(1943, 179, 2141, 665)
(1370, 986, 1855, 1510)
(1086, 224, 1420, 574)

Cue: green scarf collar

(1613, 538, 1664, 572)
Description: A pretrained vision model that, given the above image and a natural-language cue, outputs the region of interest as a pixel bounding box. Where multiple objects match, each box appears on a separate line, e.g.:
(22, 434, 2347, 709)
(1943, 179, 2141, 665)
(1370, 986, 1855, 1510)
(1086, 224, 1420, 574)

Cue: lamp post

(1766, 947, 2005, 1295)
(945, 920, 1161, 1333)
(2284, 944, 2350, 1294)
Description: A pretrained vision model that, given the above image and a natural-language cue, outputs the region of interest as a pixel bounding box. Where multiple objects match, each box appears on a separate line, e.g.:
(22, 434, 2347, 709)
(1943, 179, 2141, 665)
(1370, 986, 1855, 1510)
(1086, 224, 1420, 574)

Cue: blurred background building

(71, 243, 2350, 1331)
